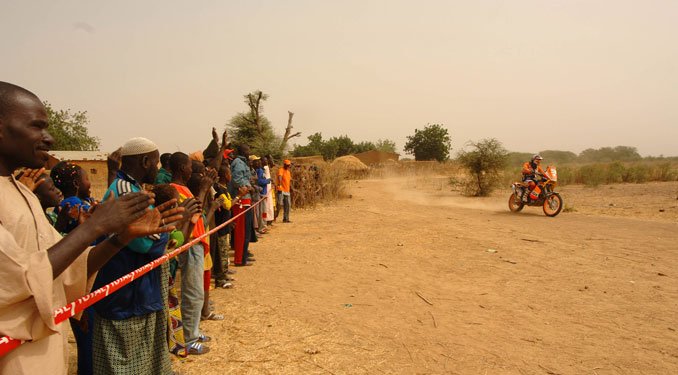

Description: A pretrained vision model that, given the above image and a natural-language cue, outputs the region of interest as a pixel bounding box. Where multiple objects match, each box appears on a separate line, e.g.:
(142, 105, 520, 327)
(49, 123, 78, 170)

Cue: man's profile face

(241, 146, 250, 158)
(219, 165, 231, 182)
(142, 150, 160, 184)
(0, 93, 54, 171)
(181, 158, 192, 182)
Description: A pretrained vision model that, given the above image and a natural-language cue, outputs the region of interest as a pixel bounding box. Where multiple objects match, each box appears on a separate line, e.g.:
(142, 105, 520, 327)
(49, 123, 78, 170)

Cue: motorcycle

(508, 166, 563, 217)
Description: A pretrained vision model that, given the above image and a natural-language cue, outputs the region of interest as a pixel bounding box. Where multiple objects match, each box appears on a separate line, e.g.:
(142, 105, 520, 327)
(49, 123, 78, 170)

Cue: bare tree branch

(246, 92, 264, 133)
(280, 111, 301, 152)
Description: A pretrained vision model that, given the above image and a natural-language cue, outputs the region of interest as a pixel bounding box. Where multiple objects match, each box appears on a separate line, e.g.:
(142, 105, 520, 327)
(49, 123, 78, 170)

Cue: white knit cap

(120, 137, 159, 156)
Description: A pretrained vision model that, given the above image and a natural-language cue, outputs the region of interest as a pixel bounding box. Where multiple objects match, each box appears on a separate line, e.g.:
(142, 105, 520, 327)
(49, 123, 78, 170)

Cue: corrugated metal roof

(48, 151, 109, 161)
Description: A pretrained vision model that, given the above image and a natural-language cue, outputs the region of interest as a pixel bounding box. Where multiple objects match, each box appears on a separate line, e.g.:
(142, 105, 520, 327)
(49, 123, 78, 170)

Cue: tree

(279, 111, 301, 153)
(353, 141, 376, 154)
(404, 124, 451, 161)
(291, 132, 324, 157)
(44, 102, 100, 151)
(227, 91, 283, 158)
(291, 134, 396, 160)
(322, 135, 355, 160)
(457, 138, 508, 196)
(375, 139, 397, 153)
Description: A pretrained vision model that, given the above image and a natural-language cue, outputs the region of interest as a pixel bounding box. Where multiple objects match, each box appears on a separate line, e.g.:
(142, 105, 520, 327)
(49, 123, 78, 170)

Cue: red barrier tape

(0, 198, 265, 357)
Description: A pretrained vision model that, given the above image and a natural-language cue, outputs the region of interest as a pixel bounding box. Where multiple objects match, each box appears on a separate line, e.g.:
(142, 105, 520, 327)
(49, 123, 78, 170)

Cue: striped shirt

(103, 170, 160, 252)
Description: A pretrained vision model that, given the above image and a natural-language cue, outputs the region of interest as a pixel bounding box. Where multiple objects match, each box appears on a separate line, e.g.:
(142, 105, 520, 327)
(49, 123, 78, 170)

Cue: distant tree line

(292, 133, 397, 160)
(507, 146, 647, 166)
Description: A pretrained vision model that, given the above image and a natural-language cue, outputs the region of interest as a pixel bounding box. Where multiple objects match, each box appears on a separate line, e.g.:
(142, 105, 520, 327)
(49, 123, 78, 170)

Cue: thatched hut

(352, 150, 400, 166)
(332, 155, 369, 179)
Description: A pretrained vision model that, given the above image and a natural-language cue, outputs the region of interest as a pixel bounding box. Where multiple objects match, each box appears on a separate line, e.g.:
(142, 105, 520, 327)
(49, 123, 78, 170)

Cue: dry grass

(290, 163, 353, 209)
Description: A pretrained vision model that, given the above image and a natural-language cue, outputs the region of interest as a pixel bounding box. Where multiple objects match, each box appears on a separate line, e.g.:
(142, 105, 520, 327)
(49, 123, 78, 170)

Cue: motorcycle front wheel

(508, 193, 524, 212)
(543, 193, 563, 217)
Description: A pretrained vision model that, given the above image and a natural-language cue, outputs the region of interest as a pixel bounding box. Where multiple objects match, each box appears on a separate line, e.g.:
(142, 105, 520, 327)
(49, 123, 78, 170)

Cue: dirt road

(177, 177, 678, 374)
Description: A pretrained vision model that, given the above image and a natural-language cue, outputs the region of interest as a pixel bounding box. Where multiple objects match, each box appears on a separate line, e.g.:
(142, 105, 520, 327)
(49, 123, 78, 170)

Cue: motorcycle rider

(521, 154, 545, 202)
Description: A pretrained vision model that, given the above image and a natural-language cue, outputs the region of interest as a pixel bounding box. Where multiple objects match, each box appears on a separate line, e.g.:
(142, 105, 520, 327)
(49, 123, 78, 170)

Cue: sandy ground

(68, 177, 677, 374)
(164, 177, 677, 374)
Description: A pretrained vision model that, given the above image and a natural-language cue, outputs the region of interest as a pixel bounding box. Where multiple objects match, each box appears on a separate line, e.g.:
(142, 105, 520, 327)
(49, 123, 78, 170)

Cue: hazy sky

(2, 0, 677, 156)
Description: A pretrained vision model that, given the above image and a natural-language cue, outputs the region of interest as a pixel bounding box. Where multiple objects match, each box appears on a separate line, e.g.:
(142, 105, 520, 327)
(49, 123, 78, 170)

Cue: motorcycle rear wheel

(543, 193, 563, 217)
(508, 193, 524, 212)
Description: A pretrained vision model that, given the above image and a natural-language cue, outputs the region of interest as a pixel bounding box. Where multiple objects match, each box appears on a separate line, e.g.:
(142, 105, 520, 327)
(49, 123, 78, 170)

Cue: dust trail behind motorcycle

(384, 176, 509, 212)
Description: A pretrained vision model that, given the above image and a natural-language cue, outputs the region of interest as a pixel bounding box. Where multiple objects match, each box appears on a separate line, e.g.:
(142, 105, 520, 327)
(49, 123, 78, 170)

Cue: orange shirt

(277, 167, 291, 193)
(170, 183, 209, 251)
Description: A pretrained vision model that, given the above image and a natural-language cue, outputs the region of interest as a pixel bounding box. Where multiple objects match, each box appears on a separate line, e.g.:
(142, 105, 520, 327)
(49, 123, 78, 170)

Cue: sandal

(198, 334, 211, 342)
(201, 312, 224, 321)
(188, 342, 210, 355)
(216, 280, 233, 289)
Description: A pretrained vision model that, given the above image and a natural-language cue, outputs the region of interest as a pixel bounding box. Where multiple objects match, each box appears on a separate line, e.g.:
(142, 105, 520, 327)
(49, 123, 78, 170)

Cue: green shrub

(555, 165, 577, 186)
(579, 164, 607, 187)
(625, 164, 650, 183)
(457, 138, 508, 196)
(606, 162, 626, 184)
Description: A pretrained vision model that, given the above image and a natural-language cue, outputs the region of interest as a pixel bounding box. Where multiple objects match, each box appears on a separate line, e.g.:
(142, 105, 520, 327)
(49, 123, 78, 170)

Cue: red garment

(232, 203, 247, 265)
(203, 270, 211, 291)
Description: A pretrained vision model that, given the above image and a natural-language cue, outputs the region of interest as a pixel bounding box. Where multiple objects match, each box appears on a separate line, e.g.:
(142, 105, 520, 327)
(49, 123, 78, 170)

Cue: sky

(2, 0, 677, 157)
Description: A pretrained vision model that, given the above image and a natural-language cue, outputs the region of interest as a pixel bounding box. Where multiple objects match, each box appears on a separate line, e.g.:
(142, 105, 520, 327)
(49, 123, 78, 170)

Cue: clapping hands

(179, 197, 202, 225)
(17, 167, 46, 191)
(87, 192, 184, 242)
(119, 199, 185, 243)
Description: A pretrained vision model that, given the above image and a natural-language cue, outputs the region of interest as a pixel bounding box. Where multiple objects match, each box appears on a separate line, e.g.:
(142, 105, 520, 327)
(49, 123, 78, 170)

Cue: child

(253, 157, 270, 234)
(213, 163, 235, 288)
(152, 184, 199, 357)
(187, 173, 225, 321)
(50, 162, 96, 375)
(31, 173, 63, 224)
(50, 161, 96, 233)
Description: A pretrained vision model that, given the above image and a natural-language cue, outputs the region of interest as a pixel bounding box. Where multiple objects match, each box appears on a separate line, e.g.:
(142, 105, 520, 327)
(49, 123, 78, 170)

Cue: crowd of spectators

(0, 81, 295, 375)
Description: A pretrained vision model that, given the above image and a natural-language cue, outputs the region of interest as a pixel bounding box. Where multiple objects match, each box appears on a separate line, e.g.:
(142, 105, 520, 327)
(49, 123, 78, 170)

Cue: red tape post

(0, 198, 265, 357)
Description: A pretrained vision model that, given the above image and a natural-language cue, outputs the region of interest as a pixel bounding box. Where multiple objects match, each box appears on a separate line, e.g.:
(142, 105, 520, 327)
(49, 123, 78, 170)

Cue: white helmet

(532, 154, 543, 161)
